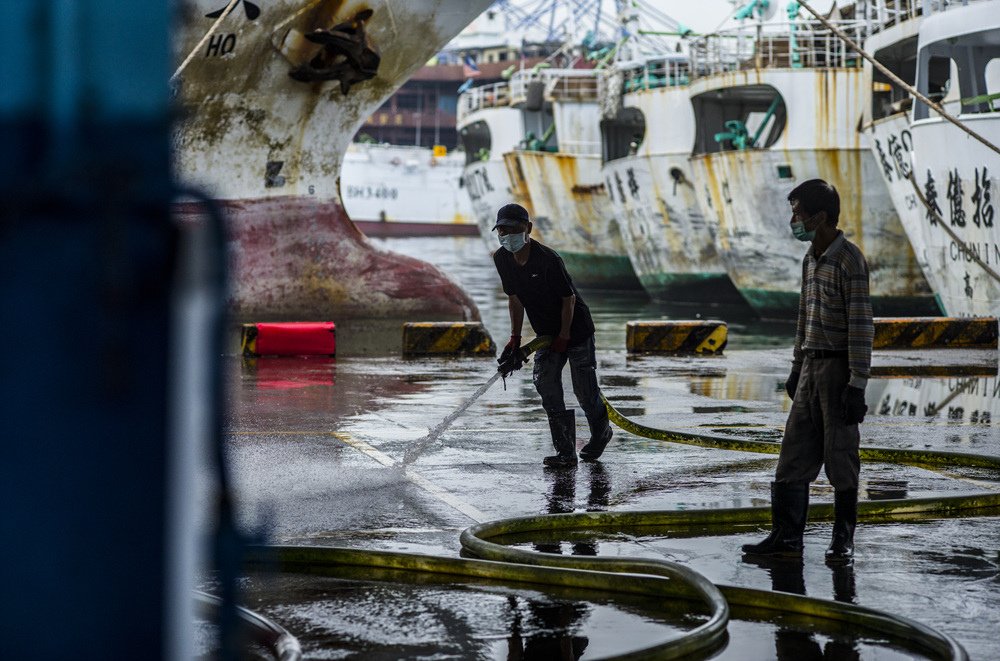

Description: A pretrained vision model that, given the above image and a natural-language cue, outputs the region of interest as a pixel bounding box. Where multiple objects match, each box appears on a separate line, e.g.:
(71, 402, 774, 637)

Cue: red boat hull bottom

(354, 220, 481, 238)
(176, 196, 480, 323)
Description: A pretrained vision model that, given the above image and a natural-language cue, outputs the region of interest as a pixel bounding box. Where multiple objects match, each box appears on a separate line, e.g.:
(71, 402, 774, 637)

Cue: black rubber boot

(543, 410, 578, 468)
(579, 407, 612, 461)
(741, 482, 809, 557)
(825, 488, 857, 564)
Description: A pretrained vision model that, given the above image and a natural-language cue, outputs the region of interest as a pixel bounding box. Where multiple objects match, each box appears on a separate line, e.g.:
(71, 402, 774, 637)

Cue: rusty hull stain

(691, 148, 930, 301)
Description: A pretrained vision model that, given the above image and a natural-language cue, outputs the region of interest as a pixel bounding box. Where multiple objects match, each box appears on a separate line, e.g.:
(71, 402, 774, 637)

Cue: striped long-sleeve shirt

(791, 232, 874, 389)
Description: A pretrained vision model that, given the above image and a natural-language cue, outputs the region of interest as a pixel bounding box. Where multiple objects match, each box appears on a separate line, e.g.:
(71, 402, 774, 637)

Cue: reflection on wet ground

(222, 237, 1000, 658)
(240, 571, 701, 659)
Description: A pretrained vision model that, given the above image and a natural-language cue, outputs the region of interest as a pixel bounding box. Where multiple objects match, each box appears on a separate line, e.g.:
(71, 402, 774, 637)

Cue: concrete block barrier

(241, 322, 336, 356)
(626, 320, 727, 355)
(402, 322, 496, 357)
(873, 317, 998, 350)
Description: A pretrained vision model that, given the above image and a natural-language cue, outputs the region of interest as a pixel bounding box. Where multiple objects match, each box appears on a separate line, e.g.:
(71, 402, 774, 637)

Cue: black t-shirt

(493, 240, 595, 345)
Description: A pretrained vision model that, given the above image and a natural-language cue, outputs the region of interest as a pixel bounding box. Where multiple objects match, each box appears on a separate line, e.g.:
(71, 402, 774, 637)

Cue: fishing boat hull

(907, 115, 1000, 316)
(692, 147, 937, 317)
(174, 0, 490, 322)
(603, 153, 743, 304)
(862, 1, 1000, 317)
(458, 106, 534, 254)
(509, 150, 642, 290)
(602, 71, 743, 305)
(342, 143, 477, 237)
(689, 68, 937, 319)
(175, 196, 478, 321)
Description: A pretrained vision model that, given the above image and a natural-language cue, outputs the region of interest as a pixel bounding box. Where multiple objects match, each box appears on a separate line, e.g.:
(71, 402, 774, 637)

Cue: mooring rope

(171, 0, 241, 83)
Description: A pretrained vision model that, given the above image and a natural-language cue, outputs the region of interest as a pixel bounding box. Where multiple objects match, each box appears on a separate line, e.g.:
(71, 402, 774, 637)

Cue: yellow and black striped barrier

(874, 316, 998, 350)
(626, 320, 727, 355)
(402, 322, 496, 357)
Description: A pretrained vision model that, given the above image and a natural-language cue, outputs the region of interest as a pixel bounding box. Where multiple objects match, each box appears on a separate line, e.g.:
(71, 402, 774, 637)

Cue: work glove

(497, 336, 526, 378)
(498, 335, 521, 366)
(842, 386, 867, 425)
(785, 370, 800, 400)
(550, 336, 569, 353)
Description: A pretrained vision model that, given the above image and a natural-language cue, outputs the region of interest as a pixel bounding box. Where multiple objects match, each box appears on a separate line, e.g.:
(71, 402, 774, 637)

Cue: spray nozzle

(497, 335, 552, 388)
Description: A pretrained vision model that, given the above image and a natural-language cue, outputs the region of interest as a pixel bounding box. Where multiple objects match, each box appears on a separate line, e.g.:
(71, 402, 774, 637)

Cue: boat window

(871, 38, 918, 121)
(915, 28, 1000, 119)
(600, 107, 646, 163)
(458, 120, 491, 165)
(913, 55, 954, 120)
(690, 85, 786, 155)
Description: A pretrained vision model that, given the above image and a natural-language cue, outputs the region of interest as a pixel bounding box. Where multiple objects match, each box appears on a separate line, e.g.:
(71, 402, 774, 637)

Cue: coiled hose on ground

(243, 394, 1000, 659)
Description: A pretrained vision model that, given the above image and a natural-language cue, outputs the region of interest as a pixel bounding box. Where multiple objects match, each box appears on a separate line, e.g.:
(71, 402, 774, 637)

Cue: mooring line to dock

(171, 0, 241, 83)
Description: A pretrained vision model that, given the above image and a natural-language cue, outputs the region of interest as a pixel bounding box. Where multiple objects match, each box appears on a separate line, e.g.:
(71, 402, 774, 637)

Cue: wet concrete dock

(223, 237, 1000, 659)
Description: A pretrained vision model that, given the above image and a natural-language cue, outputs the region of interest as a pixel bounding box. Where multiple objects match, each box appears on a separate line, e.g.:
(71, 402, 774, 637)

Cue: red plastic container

(253, 322, 336, 356)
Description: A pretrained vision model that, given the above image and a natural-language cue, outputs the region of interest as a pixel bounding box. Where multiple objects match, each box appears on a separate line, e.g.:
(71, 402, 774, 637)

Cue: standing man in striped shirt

(742, 179, 873, 565)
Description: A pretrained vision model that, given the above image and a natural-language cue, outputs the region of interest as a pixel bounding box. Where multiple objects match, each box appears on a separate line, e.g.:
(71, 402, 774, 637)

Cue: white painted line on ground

(331, 432, 490, 523)
(228, 429, 492, 523)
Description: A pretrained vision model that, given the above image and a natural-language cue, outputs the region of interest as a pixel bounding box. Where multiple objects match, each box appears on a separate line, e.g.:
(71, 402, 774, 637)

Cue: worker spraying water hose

(492, 203, 615, 467)
(398, 198, 621, 472)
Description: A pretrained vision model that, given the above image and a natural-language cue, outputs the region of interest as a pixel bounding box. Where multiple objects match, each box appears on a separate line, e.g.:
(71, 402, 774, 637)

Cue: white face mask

(499, 232, 527, 253)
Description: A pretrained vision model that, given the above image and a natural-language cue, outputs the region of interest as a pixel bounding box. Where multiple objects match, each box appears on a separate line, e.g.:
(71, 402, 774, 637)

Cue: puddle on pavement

(208, 567, 937, 660)
(236, 570, 705, 660)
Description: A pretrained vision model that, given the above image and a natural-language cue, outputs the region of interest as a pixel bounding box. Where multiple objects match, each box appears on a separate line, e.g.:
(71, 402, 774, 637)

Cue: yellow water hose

(459, 397, 999, 659)
(243, 396, 1000, 659)
(247, 545, 729, 660)
(239, 362, 998, 659)
(604, 394, 1000, 472)
(461, 514, 966, 660)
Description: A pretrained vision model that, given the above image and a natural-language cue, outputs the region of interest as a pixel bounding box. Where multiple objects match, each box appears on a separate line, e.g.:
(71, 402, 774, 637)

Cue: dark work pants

(776, 355, 861, 491)
(532, 335, 605, 431)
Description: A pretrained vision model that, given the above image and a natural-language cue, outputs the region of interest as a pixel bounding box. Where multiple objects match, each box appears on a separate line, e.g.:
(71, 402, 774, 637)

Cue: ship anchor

(289, 8, 380, 94)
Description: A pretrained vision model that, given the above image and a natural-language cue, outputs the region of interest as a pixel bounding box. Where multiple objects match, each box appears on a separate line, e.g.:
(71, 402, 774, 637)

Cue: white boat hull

(689, 68, 937, 318)
(174, 0, 490, 321)
(907, 115, 1000, 316)
(341, 143, 476, 236)
(603, 152, 743, 304)
(509, 150, 641, 290)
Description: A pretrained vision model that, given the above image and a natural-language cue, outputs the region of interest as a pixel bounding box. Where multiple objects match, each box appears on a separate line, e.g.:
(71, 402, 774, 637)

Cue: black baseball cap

(492, 203, 530, 230)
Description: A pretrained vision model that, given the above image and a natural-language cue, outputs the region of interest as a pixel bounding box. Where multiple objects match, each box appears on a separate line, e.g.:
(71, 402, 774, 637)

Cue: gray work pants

(532, 335, 605, 427)
(775, 355, 861, 490)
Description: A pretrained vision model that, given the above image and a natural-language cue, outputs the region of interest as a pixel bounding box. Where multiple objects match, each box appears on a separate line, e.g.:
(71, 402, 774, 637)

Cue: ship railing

(618, 58, 692, 92)
(689, 20, 867, 76)
(509, 68, 602, 105)
(858, 0, 922, 33)
(859, 0, 988, 35)
(457, 82, 512, 122)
